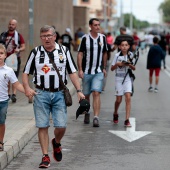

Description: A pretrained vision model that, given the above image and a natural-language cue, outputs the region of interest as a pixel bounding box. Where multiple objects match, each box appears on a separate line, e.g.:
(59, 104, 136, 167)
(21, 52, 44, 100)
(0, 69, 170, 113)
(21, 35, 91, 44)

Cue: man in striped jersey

(77, 18, 108, 127)
(22, 25, 84, 168)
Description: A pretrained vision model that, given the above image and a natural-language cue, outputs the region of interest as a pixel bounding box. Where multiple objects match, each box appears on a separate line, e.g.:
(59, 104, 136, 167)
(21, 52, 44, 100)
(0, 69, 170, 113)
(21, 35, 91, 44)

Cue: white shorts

(115, 80, 132, 96)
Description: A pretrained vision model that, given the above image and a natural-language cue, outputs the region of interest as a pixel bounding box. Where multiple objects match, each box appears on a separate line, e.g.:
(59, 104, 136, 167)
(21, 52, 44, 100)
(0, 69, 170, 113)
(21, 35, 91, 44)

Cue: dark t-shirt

(55, 31, 60, 43)
(158, 40, 167, 51)
(147, 45, 164, 69)
(61, 34, 72, 50)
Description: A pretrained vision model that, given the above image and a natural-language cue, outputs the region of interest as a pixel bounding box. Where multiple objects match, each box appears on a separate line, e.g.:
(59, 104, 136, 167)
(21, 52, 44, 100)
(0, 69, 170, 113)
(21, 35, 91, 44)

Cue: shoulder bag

(47, 47, 72, 107)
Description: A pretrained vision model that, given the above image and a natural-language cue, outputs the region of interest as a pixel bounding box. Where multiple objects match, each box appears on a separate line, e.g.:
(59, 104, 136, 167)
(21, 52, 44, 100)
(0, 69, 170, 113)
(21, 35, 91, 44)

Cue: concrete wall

(0, 0, 73, 68)
(73, 6, 89, 34)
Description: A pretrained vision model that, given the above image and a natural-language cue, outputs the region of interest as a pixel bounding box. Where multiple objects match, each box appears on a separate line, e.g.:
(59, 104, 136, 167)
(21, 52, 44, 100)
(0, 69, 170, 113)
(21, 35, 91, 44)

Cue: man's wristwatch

(77, 89, 82, 93)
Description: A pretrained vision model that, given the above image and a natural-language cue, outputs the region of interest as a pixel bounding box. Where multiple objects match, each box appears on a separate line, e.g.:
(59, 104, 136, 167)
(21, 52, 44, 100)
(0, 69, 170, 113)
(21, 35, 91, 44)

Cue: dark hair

(89, 18, 99, 25)
(120, 40, 130, 45)
(153, 36, 159, 44)
(120, 26, 126, 32)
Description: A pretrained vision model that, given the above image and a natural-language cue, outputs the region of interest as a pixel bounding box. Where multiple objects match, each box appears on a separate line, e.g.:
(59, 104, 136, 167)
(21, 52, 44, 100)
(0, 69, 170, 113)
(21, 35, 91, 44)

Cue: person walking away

(132, 31, 140, 49)
(0, 19, 25, 103)
(75, 27, 84, 50)
(77, 18, 108, 127)
(158, 34, 168, 69)
(60, 28, 74, 51)
(106, 32, 114, 60)
(0, 44, 25, 151)
(147, 36, 164, 93)
(165, 32, 170, 55)
(102, 32, 114, 91)
(111, 40, 136, 127)
(22, 25, 84, 168)
(147, 32, 154, 48)
(52, 25, 60, 43)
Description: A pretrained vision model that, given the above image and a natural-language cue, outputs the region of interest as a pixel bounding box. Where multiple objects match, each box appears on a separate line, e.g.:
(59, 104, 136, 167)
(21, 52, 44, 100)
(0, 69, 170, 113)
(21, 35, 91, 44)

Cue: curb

(0, 119, 37, 170)
(0, 80, 77, 170)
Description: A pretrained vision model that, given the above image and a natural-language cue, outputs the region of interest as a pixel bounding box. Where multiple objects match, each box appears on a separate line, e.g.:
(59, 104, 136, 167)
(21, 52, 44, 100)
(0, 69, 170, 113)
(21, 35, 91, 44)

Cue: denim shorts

(33, 89, 67, 128)
(0, 100, 8, 124)
(82, 72, 104, 95)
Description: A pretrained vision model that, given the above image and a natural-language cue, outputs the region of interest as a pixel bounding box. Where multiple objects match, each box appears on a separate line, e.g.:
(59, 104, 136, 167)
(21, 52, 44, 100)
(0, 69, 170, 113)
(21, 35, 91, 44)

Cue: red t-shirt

(133, 35, 140, 46)
(6, 33, 25, 57)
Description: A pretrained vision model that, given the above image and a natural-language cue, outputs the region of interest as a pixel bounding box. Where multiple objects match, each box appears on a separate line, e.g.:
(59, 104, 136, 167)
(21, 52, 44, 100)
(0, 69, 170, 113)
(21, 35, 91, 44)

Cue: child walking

(111, 40, 136, 127)
(147, 36, 164, 93)
(0, 44, 25, 151)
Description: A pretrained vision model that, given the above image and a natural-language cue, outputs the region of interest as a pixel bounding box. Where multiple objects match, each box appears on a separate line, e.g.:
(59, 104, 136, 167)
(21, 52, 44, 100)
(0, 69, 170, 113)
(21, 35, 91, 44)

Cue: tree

(123, 13, 150, 29)
(159, 0, 170, 23)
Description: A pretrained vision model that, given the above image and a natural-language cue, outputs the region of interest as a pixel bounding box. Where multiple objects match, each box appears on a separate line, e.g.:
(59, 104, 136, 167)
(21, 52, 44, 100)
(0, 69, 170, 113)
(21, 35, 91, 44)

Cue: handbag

(5, 53, 18, 71)
(47, 46, 72, 107)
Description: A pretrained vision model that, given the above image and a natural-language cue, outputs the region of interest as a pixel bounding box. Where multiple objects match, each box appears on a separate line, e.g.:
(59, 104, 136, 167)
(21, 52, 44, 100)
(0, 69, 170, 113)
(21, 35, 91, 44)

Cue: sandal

(0, 141, 4, 151)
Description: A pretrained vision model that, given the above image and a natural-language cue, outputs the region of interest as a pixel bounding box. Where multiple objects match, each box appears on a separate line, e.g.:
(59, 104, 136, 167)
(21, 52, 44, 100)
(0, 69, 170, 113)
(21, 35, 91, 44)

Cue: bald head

(8, 19, 17, 33)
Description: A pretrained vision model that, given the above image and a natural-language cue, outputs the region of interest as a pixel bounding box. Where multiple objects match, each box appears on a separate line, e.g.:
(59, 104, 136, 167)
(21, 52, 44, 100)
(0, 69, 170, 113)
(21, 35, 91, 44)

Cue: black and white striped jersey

(23, 43, 77, 88)
(78, 33, 107, 74)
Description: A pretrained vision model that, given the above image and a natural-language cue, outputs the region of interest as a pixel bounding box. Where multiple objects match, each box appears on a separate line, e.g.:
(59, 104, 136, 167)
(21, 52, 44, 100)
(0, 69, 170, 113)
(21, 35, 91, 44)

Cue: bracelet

(77, 89, 82, 93)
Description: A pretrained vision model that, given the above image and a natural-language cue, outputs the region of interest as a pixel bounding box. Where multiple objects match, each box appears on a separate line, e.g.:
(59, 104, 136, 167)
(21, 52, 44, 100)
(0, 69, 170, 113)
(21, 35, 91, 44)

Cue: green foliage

(123, 13, 150, 29)
(159, 0, 170, 23)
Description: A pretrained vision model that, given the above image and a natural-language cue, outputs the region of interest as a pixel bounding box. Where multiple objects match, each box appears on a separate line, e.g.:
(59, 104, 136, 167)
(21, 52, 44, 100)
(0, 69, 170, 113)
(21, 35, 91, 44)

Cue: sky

(116, 0, 164, 24)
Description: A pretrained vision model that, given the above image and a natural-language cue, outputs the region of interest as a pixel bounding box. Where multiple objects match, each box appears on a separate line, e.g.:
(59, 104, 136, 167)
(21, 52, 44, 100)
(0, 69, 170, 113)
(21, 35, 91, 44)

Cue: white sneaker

(154, 88, 158, 93)
(148, 87, 153, 92)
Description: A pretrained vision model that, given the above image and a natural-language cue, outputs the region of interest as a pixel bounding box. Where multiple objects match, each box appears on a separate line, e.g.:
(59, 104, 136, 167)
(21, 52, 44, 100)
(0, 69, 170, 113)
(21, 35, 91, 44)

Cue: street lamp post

(103, 0, 108, 32)
(130, 0, 133, 33)
(120, 0, 124, 27)
(29, 0, 34, 49)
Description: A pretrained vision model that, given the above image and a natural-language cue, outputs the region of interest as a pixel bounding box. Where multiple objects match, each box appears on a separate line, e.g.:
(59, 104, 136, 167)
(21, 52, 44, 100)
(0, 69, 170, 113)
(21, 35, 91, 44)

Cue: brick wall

(0, 0, 73, 68)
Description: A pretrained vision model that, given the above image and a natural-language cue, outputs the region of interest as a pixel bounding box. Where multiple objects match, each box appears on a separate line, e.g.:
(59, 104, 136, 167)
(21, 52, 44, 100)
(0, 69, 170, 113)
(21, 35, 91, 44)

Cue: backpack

(0, 31, 21, 48)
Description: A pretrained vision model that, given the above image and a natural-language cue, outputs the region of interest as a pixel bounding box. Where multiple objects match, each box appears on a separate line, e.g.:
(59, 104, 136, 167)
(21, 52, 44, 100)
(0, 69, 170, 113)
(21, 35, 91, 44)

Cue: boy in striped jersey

(111, 40, 136, 127)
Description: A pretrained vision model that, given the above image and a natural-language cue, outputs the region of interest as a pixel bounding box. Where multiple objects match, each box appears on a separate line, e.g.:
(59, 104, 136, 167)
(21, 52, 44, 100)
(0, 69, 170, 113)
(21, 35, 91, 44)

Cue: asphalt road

(4, 49, 170, 170)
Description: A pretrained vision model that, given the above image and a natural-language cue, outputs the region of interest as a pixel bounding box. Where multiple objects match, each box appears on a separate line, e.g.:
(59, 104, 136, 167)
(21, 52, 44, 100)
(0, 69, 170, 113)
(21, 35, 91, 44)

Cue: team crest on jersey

(59, 54, 64, 63)
(41, 64, 50, 74)
(99, 42, 102, 46)
(4, 74, 8, 79)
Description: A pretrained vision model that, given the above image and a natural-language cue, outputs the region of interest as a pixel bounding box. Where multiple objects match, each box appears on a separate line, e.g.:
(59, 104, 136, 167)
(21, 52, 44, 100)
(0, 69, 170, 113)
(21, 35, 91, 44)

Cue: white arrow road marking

(108, 118, 152, 142)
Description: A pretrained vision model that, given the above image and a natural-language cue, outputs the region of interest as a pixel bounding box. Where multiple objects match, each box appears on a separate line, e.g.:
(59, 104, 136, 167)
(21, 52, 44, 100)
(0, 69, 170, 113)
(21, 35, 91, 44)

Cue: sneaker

(39, 155, 50, 168)
(51, 138, 62, 162)
(154, 88, 158, 93)
(148, 87, 153, 92)
(84, 113, 90, 124)
(113, 114, 119, 124)
(124, 119, 132, 127)
(11, 94, 17, 103)
(93, 117, 100, 127)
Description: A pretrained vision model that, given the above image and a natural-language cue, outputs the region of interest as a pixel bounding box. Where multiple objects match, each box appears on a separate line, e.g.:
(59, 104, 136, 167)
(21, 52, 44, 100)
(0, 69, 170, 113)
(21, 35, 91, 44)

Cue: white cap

(66, 28, 71, 33)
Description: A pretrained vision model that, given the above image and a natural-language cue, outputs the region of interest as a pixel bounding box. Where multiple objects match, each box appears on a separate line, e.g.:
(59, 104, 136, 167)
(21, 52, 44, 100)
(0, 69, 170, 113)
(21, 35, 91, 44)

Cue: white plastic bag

(5, 53, 18, 71)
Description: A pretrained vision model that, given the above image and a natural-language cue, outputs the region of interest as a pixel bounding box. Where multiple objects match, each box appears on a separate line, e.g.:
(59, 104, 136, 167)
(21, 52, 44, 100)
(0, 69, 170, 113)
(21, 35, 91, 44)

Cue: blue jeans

(82, 72, 104, 95)
(33, 89, 67, 128)
(0, 100, 8, 124)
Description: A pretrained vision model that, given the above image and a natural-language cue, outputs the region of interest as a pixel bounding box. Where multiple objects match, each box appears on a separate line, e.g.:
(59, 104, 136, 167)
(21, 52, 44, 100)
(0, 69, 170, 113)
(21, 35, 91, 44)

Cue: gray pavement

(0, 50, 78, 170)
(1, 49, 170, 170)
